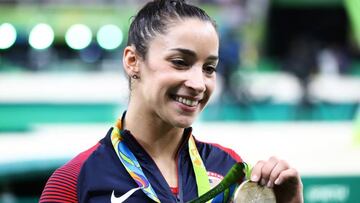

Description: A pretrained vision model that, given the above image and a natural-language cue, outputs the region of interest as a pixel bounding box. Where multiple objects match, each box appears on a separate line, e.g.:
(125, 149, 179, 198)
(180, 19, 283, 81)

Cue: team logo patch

(207, 171, 224, 188)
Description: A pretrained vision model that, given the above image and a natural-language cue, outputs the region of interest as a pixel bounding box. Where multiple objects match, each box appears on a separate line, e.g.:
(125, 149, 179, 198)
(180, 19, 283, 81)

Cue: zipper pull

(176, 194, 182, 203)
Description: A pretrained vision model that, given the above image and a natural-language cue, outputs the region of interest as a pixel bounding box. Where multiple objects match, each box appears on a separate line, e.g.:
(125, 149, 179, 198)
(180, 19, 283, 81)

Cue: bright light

(65, 24, 92, 50)
(29, 23, 54, 50)
(97, 24, 123, 50)
(0, 23, 17, 49)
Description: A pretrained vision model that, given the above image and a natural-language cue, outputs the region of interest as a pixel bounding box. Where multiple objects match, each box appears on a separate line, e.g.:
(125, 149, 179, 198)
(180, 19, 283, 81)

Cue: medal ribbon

(188, 135, 211, 201)
(111, 120, 160, 202)
(111, 118, 212, 202)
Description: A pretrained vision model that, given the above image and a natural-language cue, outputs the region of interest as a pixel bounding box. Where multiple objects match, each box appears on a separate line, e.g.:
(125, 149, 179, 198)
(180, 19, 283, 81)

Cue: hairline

(136, 16, 218, 60)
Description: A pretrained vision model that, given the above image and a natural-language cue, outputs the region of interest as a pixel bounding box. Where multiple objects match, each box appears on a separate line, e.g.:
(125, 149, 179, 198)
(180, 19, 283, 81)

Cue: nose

(184, 66, 206, 93)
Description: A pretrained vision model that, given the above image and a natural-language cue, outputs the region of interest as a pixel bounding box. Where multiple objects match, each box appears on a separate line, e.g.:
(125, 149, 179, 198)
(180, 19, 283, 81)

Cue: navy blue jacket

(40, 127, 242, 203)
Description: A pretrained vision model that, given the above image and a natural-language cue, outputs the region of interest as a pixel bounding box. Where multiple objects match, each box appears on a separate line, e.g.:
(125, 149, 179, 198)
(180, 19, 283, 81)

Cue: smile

(174, 96, 199, 107)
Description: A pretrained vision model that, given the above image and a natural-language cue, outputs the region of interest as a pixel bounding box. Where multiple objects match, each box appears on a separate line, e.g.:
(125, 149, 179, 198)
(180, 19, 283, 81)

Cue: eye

(171, 59, 189, 67)
(203, 65, 217, 75)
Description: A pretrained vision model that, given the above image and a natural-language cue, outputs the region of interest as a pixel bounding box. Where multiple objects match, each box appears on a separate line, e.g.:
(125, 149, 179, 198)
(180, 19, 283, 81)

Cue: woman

(40, 0, 303, 202)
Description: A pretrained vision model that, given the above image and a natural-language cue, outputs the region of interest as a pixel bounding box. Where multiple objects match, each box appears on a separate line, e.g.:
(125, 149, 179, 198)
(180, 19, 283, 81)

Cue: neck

(124, 107, 184, 160)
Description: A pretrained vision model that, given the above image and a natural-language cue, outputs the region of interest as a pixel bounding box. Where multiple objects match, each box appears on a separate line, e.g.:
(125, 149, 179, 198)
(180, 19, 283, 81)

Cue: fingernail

(260, 178, 266, 186)
(251, 175, 258, 182)
(267, 181, 273, 188)
(274, 178, 281, 185)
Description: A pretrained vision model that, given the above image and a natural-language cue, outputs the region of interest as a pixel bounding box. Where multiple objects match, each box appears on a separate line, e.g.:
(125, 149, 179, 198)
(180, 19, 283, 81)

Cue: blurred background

(0, 0, 360, 202)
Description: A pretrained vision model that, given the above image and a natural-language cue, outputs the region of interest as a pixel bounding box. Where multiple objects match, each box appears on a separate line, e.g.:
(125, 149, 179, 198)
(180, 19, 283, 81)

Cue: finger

(250, 160, 265, 182)
(267, 160, 289, 188)
(274, 168, 300, 186)
(273, 168, 303, 203)
(260, 156, 279, 186)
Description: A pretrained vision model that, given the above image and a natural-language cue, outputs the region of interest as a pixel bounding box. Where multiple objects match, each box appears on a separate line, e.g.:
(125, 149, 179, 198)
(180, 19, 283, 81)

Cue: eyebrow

(170, 48, 218, 61)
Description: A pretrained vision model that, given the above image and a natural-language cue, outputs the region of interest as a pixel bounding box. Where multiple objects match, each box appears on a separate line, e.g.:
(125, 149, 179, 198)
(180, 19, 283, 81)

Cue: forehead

(148, 18, 219, 57)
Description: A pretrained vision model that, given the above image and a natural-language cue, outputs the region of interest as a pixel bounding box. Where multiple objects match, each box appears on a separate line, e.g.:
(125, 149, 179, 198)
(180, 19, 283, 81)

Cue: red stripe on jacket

(39, 143, 100, 203)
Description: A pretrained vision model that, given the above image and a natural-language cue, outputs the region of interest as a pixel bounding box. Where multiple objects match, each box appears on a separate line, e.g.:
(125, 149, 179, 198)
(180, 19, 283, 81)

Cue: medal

(233, 180, 276, 203)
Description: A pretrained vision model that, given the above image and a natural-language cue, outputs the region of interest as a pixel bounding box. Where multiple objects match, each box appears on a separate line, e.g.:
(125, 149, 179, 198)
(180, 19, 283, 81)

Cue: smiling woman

(124, 17, 218, 129)
(39, 0, 303, 203)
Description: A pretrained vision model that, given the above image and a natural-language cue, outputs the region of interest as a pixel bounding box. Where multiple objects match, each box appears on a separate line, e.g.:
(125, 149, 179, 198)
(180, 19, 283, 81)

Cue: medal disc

(233, 180, 276, 203)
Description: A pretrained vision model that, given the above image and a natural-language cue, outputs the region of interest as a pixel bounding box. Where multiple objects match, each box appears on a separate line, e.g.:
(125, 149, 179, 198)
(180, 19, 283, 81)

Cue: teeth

(175, 96, 199, 107)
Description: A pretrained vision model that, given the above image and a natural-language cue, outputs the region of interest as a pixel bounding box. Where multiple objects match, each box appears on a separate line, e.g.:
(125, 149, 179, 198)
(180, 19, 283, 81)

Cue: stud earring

(131, 74, 139, 79)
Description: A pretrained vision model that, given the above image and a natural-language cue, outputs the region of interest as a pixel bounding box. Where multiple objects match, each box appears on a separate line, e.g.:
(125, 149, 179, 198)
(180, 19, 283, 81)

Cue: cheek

(206, 76, 216, 96)
(146, 71, 177, 96)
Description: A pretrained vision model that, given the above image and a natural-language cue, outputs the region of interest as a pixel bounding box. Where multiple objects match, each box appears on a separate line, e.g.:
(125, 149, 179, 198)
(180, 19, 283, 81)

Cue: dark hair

(127, 0, 217, 59)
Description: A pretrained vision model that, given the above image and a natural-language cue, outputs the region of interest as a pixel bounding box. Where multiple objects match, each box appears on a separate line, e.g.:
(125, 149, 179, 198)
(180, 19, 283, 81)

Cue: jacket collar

(108, 111, 193, 164)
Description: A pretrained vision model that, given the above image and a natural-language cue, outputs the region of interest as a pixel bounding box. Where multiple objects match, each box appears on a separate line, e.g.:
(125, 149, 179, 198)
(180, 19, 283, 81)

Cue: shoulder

(39, 143, 101, 203)
(195, 138, 242, 163)
(194, 137, 243, 201)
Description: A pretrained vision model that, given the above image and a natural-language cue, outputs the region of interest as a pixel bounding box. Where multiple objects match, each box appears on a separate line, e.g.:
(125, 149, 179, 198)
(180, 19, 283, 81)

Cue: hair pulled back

(127, 0, 217, 59)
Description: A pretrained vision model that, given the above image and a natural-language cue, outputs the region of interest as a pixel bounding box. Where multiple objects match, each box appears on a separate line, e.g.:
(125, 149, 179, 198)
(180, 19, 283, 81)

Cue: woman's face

(135, 18, 219, 128)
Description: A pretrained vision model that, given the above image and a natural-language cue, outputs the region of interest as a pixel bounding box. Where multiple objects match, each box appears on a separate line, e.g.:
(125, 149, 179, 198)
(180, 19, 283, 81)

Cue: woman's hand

(250, 156, 303, 203)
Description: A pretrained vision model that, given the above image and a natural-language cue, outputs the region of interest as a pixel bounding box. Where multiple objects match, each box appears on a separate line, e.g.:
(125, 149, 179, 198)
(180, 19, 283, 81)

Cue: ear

(122, 45, 140, 77)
